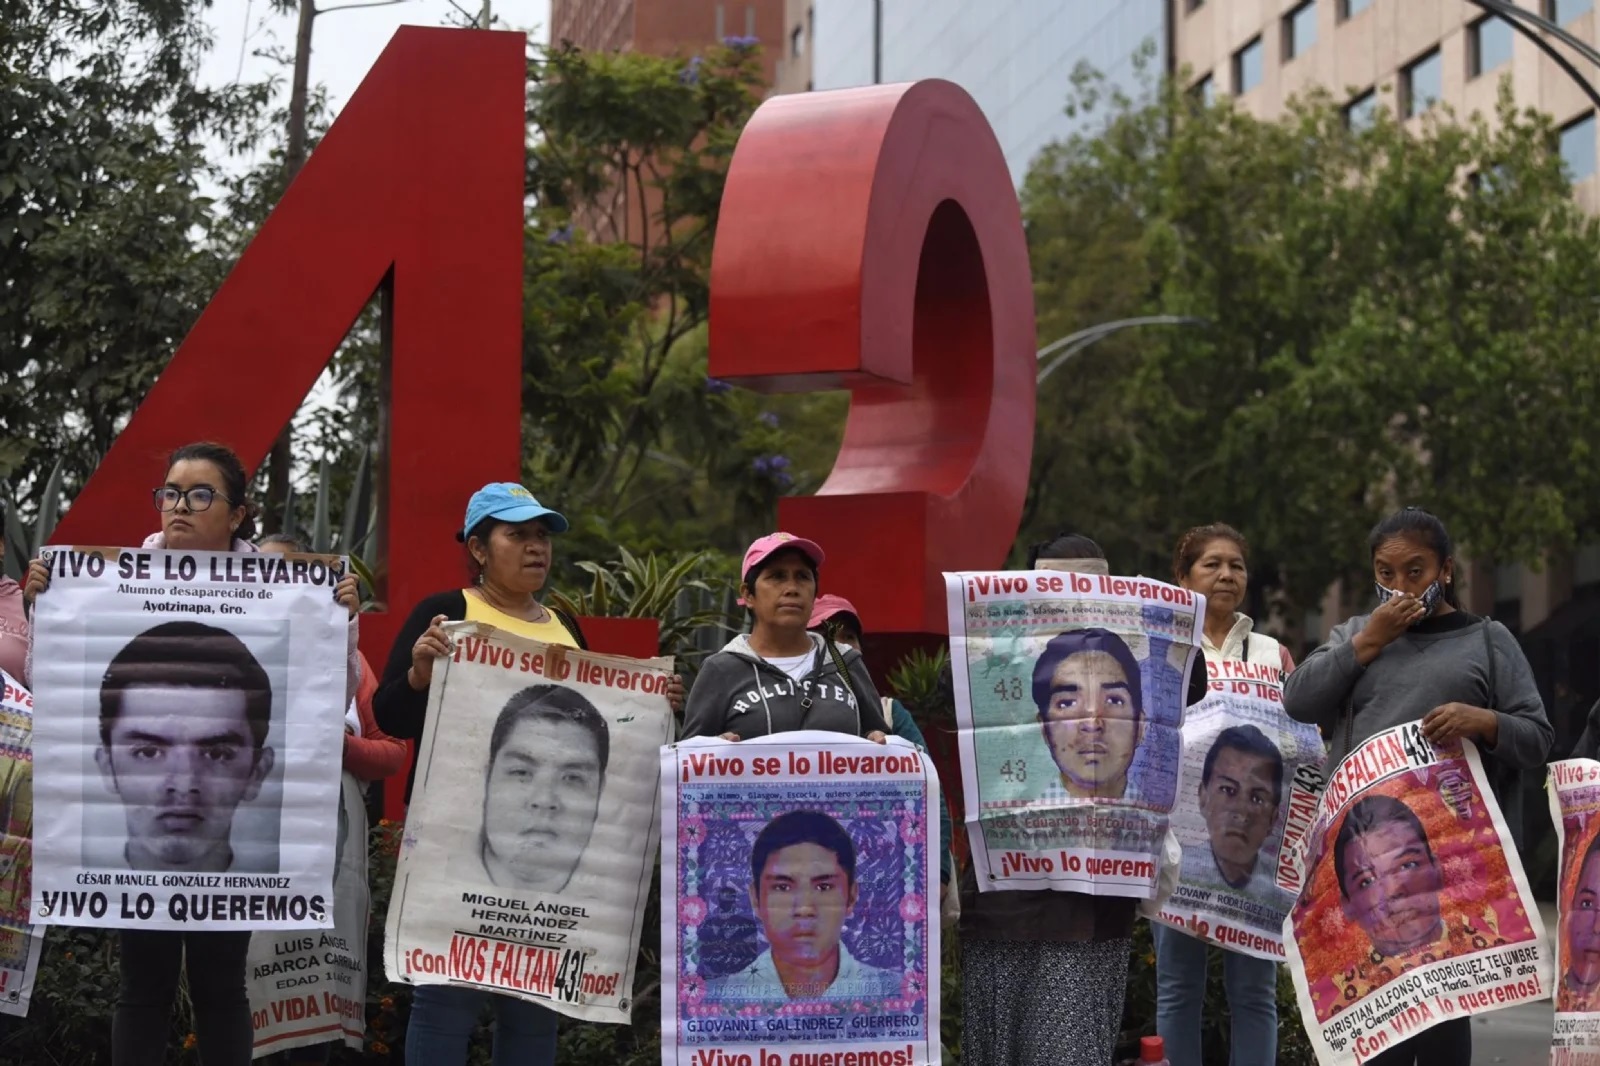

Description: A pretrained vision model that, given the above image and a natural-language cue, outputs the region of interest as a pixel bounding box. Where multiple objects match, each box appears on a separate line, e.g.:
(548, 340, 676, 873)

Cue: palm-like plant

(548, 547, 736, 660)
(2, 459, 65, 581)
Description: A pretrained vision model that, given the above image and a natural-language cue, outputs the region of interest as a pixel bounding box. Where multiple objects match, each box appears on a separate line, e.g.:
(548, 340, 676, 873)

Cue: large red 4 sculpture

(50, 30, 1036, 809)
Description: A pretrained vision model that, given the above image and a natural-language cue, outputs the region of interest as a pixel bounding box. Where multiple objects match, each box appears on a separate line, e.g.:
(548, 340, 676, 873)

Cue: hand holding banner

(661, 731, 940, 1066)
(944, 569, 1204, 898)
(1284, 723, 1548, 1064)
(384, 622, 672, 1023)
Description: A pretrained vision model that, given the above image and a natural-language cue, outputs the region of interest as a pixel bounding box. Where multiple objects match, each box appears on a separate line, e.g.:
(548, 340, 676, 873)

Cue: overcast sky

(197, 0, 552, 133)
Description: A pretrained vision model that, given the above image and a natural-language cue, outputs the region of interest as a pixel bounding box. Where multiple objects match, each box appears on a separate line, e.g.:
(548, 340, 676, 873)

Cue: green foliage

(2, 459, 63, 580)
(548, 547, 736, 661)
(0, 0, 278, 518)
(888, 647, 953, 727)
(1021, 73, 1600, 609)
(522, 43, 846, 564)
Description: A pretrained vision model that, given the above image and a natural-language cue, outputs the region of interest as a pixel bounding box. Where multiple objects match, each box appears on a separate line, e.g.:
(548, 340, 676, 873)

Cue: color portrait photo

(1289, 766, 1536, 1024)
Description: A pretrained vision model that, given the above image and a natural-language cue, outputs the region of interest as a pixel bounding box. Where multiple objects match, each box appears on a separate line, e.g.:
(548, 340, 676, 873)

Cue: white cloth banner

(248, 773, 369, 1057)
(30, 547, 346, 930)
(945, 569, 1204, 898)
(0, 672, 46, 1016)
(384, 622, 672, 1023)
(1152, 660, 1325, 960)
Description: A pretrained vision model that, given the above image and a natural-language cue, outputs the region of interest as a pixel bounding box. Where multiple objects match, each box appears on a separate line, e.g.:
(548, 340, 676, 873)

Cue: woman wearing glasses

(24, 441, 360, 1066)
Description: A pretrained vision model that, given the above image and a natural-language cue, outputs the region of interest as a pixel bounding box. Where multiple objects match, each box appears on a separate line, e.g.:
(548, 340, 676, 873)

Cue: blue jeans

(1153, 924, 1278, 1066)
(405, 984, 559, 1066)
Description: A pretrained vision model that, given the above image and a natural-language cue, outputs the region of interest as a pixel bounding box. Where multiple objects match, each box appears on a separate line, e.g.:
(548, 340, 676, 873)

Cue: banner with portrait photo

(1152, 659, 1325, 960)
(944, 570, 1204, 898)
(661, 731, 940, 1066)
(0, 672, 46, 1016)
(1548, 759, 1600, 1065)
(1284, 723, 1549, 1066)
(384, 622, 672, 1024)
(247, 773, 369, 1057)
(29, 547, 347, 931)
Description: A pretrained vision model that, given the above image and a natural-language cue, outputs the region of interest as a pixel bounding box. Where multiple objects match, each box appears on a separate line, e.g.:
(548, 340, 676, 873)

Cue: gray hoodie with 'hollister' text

(680, 632, 890, 740)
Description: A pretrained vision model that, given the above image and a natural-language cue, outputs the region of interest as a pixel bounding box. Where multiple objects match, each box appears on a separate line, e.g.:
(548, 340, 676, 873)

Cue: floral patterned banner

(1548, 759, 1600, 1065)
(1283, 724, 1549, 1065)
(660, 731, 940, 1066)
(0, 671, 43, 1017)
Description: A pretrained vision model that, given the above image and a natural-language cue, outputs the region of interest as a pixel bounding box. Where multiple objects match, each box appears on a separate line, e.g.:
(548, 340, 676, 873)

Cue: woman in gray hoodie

(680, 532, 889, 741)
(1283, 506, 1551, 1066)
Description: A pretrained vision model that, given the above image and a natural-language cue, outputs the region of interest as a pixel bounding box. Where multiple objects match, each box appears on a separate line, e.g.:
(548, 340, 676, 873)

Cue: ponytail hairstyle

(1172, 523, 1249, 584)
(1367, 507, 1458, 607)
(167, 442, 258, 541)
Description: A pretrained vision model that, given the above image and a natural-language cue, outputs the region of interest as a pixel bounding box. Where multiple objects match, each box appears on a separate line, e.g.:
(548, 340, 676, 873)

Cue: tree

(1020, 72, 1600, 612)
(520, 40, 845, 568)
(0, 0, 277, 520)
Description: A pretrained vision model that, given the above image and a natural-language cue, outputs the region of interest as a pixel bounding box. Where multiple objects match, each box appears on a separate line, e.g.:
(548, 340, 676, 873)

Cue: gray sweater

(680, 632, 890, 740)
(1283, 611, 1552, 778)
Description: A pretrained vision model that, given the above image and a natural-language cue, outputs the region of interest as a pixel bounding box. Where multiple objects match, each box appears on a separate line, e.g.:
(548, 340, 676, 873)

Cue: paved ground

(1474, 995, 1553, 1065)
(1463, 902, 1556, 1066)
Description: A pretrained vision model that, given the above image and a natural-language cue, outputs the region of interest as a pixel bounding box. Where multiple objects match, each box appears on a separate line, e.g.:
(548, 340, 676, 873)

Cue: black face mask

(1374, 580, 1443, 624)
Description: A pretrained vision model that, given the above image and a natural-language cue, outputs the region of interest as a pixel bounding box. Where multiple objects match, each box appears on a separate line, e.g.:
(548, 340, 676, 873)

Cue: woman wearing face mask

(24, 442, 361, 1066)
(960, 531, 1201, 1066)
(374, 481, 683, 1066)
(1154, 524, 1296, 1066)
(679, 533, 889, 742)
(1283, 507, 1551, 1066)
(808, 594, 955, 896)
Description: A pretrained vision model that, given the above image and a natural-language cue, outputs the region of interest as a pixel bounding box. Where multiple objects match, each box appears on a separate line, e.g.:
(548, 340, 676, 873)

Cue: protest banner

(1152, 659, 1324, 960)
(247, 773, 369, 1056)
(944, 569, 1204, 898)
(1549, 759, 1600, 1065)
(1284, 723, 1548, 1065)
(0, 672, 45, 1016)
(661, 730, 941, 1066)
(29, 547, 347, 931)
(385, 622, 672, 1023)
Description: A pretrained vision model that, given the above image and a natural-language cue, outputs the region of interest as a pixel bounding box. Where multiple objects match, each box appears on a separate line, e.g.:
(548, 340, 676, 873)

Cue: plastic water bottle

(1140, 1036, 1172, 1066)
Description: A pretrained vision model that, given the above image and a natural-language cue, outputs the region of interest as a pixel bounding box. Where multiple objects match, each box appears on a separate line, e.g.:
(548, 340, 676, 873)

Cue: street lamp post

(1461, 0, 1600, 112)
(1036, 315, 1210, 384)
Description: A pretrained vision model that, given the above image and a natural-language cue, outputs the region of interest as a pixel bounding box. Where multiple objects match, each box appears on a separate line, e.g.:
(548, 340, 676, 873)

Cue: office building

(1171, 0, 1600, 759)
(793, 1, 1166, 185)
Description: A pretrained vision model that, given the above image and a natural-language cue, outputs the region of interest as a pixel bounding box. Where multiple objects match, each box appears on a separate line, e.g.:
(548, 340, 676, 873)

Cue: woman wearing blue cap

(373, 481, 683, 1066)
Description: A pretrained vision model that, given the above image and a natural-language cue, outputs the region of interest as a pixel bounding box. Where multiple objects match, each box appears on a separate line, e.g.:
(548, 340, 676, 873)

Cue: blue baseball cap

(459, 483, 570, 540)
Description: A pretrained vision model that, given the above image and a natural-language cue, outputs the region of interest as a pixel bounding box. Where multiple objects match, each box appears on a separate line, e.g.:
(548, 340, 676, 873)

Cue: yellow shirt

(462, 593, 578, 648)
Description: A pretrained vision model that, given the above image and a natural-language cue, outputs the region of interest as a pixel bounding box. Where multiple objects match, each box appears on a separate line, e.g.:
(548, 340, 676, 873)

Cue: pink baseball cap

(809, 593, 861, 630)
(737, 532, 825, 604)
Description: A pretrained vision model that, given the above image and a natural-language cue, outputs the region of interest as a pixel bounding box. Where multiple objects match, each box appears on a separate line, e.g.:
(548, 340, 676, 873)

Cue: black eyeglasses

(152, 486, 229, 513)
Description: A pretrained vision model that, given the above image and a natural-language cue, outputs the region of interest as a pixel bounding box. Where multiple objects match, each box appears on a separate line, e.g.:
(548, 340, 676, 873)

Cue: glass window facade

(1469, 16, 1513, 78)
(1402, 49, 1442, 118)
(812, 0, 1164, 186)
(1561, 113, 1597, 182)
(1234, 36, 1264, 94)
(1284, 2, 1316, 61)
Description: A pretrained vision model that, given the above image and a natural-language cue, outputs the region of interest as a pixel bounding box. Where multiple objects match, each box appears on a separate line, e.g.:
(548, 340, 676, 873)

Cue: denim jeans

(405, 984, 559, 1066)
(1153, 924, 1278, 1066)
